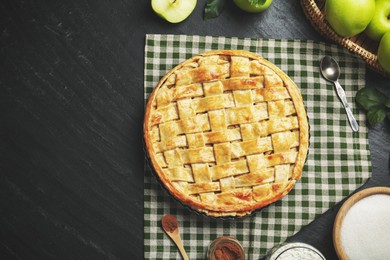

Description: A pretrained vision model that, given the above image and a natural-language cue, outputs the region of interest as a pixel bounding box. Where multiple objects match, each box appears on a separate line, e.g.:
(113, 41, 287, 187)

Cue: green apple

(365, 0, 390, 41)
(151, 0, 197, 23)
(378, 30, 390, 72)
(325, 0, 376, 37)
(233, 0, 273, 13)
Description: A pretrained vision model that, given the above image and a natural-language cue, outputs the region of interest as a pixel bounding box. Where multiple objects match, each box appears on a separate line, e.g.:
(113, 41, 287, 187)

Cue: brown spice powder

(161, 214, 178, 233)
(213, 241, 242, 260)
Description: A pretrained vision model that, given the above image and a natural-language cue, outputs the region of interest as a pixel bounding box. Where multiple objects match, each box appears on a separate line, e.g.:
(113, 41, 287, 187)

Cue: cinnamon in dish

(213, 241, 243, 260)
(207, 236, 245, 260)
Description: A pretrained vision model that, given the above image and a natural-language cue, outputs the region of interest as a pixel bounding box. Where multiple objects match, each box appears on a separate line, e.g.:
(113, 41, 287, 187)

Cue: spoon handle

(168, 231, 189, 260)
(174, 238, 189, 260)
(334, 81, 359, 132)
(169, 232, 188, 260)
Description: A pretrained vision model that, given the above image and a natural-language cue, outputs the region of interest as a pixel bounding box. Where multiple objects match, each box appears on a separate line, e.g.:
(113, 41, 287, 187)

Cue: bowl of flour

(333, 187, 390, 260)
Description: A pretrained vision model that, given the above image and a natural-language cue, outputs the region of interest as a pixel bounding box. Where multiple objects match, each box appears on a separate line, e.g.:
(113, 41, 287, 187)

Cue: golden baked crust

(144, 50, 309, 217)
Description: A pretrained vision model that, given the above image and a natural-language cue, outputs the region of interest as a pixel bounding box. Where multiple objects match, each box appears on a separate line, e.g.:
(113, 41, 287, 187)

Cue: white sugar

(340, 194, 390, 260)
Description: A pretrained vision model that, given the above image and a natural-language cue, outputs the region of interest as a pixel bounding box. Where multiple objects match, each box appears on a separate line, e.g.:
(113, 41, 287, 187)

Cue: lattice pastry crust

(144, 50, 309, 217)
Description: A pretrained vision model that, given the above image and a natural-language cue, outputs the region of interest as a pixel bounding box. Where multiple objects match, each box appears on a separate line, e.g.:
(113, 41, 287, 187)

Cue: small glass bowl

(265, 242, 325, 260)
(207, 236, 245, 260)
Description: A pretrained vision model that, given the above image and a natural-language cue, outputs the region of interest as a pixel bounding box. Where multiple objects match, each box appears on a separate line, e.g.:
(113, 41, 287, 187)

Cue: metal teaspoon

(320, 56, 359, 132)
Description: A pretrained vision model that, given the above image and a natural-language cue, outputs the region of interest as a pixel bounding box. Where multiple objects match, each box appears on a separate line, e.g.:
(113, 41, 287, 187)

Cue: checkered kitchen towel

(144, 34, 371, 259)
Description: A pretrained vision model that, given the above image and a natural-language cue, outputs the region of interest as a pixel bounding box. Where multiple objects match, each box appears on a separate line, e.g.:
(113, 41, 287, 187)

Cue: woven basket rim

(300, 0, 390, 78)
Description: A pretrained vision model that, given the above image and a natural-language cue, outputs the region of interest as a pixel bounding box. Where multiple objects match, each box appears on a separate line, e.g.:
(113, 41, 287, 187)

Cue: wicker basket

(300, 0, 390, 78)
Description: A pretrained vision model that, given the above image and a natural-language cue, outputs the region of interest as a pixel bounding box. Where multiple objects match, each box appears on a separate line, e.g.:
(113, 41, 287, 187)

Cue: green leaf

(386, 98, 390, 109)
(367, 106, 387, 125)
(204, 0, 225, 20)
(355, 87, 388, 111)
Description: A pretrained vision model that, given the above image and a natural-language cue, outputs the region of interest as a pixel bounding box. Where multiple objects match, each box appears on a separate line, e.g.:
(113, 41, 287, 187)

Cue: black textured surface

(1, 1, 389, 259)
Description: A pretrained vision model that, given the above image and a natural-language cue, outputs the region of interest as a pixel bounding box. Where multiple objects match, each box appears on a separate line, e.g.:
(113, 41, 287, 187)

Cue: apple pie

(144, 50, 309, 217)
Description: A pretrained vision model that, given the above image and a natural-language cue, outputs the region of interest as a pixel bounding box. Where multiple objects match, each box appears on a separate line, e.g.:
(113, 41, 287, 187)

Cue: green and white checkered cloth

(144, 34, 371, 259)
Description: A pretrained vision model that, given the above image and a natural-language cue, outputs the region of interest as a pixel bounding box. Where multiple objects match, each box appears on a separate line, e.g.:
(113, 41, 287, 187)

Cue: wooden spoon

(161, 214, 189, 260)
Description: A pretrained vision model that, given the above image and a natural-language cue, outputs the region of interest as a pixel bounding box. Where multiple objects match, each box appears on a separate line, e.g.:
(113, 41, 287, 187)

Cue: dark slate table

(1, 1, 389, 259)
